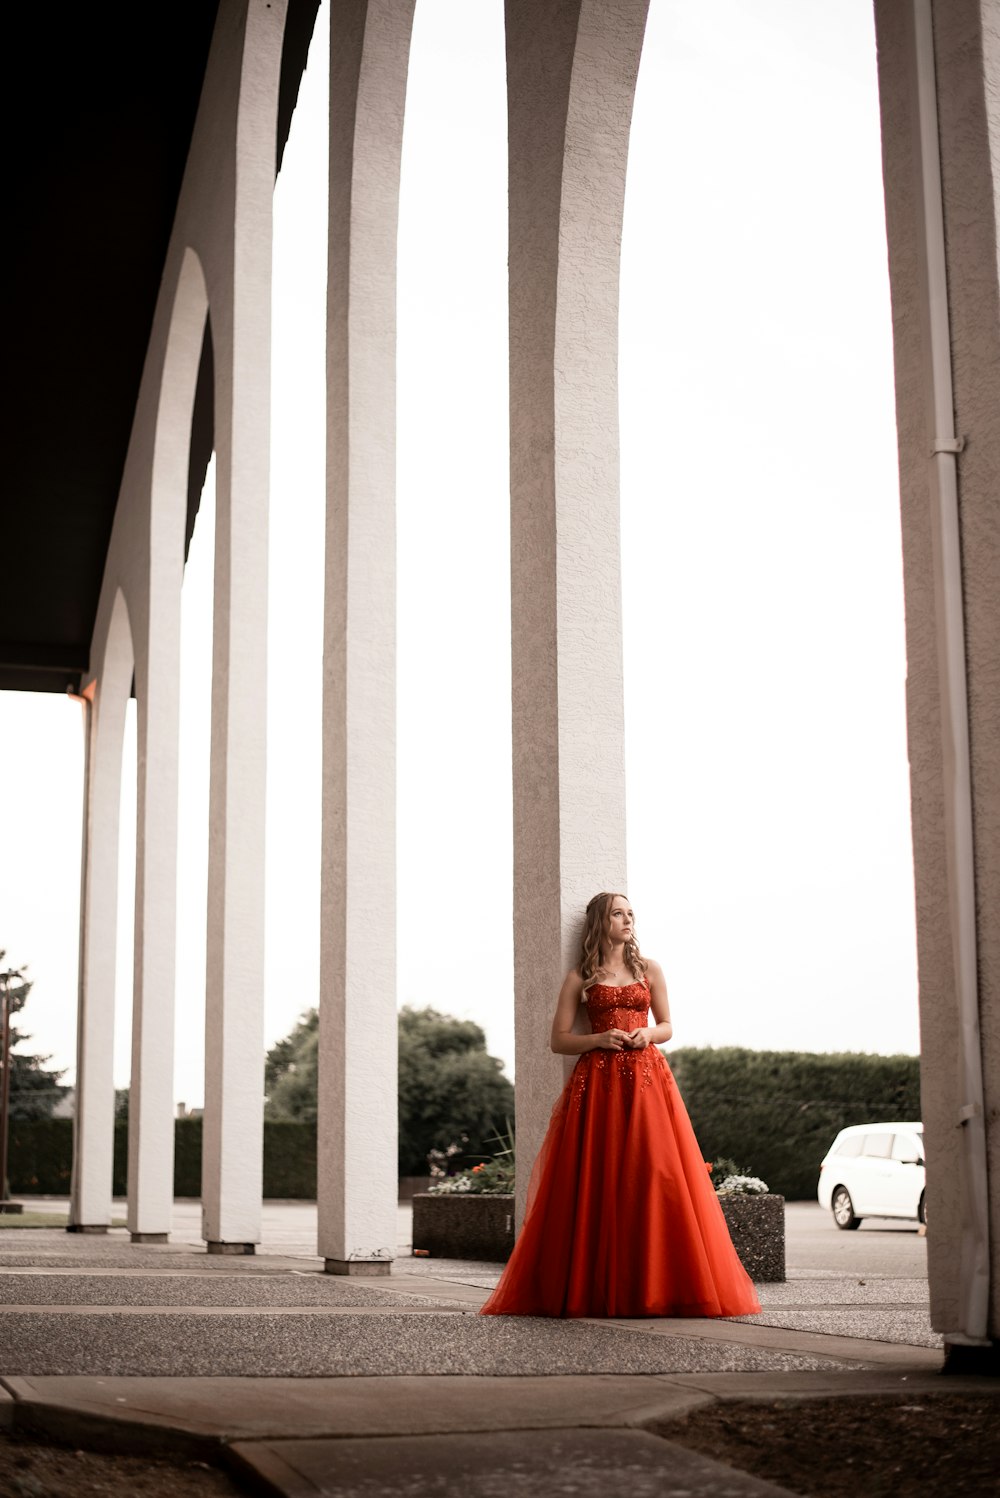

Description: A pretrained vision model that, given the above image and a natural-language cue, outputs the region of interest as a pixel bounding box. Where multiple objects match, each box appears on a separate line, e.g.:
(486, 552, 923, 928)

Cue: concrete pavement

(1, 1199, 994, 1497)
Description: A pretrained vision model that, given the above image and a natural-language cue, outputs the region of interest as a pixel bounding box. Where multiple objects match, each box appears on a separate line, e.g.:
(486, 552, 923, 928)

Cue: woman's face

(605, 896, 634, 949)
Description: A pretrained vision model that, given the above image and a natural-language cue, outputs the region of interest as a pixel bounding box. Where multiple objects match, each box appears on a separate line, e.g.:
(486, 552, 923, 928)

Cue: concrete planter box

(412, 1192, 515, 1262)
(411, 1190, 784, 1282)
(719, 1193, 785, 1282)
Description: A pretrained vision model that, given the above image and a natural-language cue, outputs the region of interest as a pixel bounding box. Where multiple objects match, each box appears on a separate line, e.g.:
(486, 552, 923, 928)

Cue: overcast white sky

(0, 0, 918, 1110)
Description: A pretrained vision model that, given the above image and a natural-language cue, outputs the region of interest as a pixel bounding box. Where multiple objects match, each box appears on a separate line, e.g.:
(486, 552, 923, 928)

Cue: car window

(862, 1133, 893, 1157)
(835, 1135, 864, 1157)
(891, 1133, 923, 1162)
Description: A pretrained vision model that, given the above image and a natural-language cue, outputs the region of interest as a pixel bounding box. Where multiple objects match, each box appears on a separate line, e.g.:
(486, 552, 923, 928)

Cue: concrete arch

(150, 247, 210, 574)
(194, 0, 288, 1250)
(75, 0, 291, 1246)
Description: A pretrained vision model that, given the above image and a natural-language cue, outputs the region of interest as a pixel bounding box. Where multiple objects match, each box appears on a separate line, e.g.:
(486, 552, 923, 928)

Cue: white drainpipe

(912, 0, 990, 1346)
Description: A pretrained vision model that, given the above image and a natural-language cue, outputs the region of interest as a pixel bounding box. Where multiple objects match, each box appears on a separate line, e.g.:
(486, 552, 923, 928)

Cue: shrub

(173, 1117, 203, 1196)
(669, 1046, 920, 1201)
(428, 1119, 515, 1195)
(397, 1007, 515, 1176)
(9, 1117, 319, 1200)
(264, 1005, 516, 1177)
(263, 1118, 317, 1197)
(7, 1117, 73, 1194)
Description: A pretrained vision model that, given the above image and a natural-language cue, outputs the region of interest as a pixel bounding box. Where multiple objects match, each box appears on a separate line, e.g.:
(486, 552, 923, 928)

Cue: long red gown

(480, 980, 762, 1318)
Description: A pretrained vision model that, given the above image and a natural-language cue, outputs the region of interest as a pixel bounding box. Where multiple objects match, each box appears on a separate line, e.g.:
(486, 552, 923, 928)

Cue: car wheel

(919, 1192, 927, 1227)
(832, 1185, 861, 1230)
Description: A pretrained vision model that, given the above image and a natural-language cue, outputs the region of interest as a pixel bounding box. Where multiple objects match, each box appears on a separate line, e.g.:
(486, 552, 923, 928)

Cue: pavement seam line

(576, 1313, 942, 1362)
(0, 1304, 468, 1316)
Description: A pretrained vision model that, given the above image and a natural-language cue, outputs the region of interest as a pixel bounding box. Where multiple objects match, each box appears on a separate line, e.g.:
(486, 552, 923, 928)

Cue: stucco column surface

(124, 264, 206, 1241)
(200, 0, 287, 1252)
(874, 0, 1000, 1357)
(126, 656, 180, 1240)
(317, 0, 415, 1275)
(930, 0, 1000, 1350)
(506, 0, 649, 1222)
(70, 592, 134, 1231)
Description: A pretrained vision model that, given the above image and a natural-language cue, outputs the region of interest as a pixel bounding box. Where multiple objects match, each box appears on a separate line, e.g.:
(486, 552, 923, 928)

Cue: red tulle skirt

(480, 1043, 761, 1318)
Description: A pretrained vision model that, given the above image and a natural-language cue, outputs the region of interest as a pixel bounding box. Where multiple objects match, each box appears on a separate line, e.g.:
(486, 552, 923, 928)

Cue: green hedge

(668, 1046, 921, 1201)
(113, 1119, 128, 1194)
(263, 1118, 316, 1197)
(9, 1047, 922, 1205)
(9, 1117, 319, 1200)
(7, 1118, 74, 1195)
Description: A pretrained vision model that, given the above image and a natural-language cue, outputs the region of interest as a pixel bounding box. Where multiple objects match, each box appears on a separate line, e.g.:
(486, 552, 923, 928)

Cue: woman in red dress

(480, 892, 761, 1319)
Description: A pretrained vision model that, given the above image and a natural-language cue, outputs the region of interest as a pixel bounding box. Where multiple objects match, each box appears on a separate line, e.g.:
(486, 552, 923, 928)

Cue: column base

(206, 1241, 256, 1256)
(324, 1258, 393, 1277)
(943, 1340, 1000, 1376)
(131, 1232, 169, 1244)
(66, 1223, 108, 1234)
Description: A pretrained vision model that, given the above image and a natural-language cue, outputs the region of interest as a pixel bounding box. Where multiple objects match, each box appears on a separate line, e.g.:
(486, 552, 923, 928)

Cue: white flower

(715, 1174, 769, 1195)
(428, 1173, 475, 1194)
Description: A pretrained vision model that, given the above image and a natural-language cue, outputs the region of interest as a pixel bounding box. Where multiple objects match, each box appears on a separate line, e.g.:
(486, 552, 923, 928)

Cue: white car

(817, 1121, 926, 1230)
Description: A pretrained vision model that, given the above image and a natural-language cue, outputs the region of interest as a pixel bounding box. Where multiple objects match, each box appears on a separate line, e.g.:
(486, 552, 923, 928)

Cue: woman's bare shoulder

(644, 957, 665, 980)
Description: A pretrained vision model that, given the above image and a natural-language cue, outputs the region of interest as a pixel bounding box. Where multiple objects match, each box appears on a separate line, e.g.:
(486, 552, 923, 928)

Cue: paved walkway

(0, 1200, 993, 1496)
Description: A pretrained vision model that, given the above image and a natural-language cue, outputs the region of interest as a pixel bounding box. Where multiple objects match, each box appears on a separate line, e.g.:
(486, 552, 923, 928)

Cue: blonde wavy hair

(578, 891, 648, 987)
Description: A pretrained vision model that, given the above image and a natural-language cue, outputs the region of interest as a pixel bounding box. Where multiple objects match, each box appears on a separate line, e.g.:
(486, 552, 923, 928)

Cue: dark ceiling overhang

(1, 0, 320, 695)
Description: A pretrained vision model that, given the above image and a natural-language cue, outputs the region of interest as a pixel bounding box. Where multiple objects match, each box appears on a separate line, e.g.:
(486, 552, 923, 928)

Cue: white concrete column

(126, 540, 184, 1242)
(125, 248, 208, 1240)
(70, 591, 134, 1231)
(506, 0, 649, 1220)
(126, 679, 178, 1242)
(317, 0, 415, 1275)
(200, 0, 287, 1254)
(126, 250, 208, 1242)
(874, 0, 1000, 1367)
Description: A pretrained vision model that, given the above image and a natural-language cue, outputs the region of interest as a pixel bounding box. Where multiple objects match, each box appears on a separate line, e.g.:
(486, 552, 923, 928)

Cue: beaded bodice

(571, 978, 662, 1103)
(585, 980, 649, 1033)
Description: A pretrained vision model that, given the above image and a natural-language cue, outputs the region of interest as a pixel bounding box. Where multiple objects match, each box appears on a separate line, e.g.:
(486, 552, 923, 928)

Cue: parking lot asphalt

(1, 1198, 989, 1498)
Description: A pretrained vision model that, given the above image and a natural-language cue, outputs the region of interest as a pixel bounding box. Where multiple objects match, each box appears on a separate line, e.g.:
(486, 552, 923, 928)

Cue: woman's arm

(624, 959, 673, 1049)
(550, 969, 630, 1054)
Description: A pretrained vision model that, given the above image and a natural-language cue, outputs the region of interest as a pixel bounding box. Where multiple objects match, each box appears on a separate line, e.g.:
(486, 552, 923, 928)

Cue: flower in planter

(427, 1140, 465, 1181)
(715, 1174, 770, 1195)
(427, 1120, 515, 1196)
(708, 1156, 769, 1195)
(429, 1173, 476, 1194)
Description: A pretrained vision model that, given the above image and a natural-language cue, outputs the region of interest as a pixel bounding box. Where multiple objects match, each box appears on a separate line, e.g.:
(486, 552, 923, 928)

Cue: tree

(263, 1004, 515, 1175)
(264, 1008, 318, 1122)
(0, 953, 69, 1121)
(397, 1006, 514, 1176)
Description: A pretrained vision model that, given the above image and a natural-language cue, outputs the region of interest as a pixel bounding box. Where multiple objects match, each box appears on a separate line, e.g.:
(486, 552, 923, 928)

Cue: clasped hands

(595, 1027, 651, 1051)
